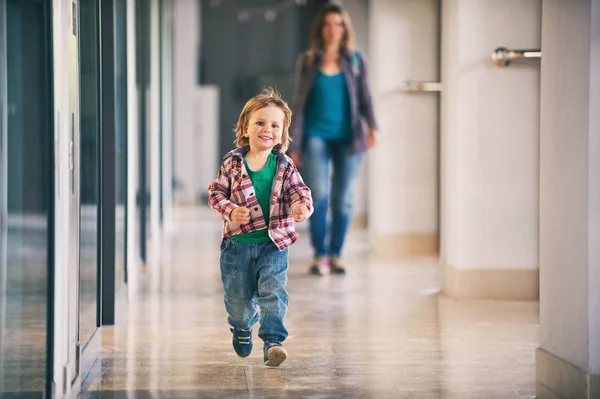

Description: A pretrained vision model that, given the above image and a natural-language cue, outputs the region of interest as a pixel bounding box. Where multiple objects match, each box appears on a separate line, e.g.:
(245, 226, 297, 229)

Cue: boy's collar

(227, 145, 290, 165)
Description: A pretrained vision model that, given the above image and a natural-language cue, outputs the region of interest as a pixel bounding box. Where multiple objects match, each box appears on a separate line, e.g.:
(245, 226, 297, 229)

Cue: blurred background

(0, 0, 598, 398)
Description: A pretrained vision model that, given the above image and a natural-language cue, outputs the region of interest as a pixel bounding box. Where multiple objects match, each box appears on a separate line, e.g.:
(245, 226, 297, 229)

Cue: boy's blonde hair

(234, 87, 292, 153)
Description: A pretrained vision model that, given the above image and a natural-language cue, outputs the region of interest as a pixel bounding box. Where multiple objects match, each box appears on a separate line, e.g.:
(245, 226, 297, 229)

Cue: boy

(208, 88, 313, 367)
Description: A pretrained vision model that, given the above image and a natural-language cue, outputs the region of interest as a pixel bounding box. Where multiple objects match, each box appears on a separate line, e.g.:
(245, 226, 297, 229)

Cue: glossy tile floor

(1, 222, 50, 398)
(80, 207, 539, 399)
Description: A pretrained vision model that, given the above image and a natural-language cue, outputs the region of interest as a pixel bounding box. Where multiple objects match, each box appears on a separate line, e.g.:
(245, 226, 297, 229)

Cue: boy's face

(245, 105, 285, 152)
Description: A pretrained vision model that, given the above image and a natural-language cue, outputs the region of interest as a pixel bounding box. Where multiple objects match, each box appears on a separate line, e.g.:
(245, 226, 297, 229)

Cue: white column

(161, 0, 174, 231)
(149, 0, 161, 256)
(536, 0, 600, 397)
(126, 0, 141, 288)
(440, 0, 542, 299)
(172, 0, 200, 206)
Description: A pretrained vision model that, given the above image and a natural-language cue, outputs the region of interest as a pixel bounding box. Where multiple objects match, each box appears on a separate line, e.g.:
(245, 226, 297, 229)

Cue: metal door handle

(401, 80, 443, 93)
(0, 102, 3, 151)
(70, 113, 75, 194)
(69, 141, 74, 170)
(491, 47, 541, 67)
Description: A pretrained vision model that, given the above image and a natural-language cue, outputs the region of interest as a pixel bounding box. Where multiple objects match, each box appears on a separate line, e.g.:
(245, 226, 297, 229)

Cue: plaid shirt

(208, 147, 313, 251)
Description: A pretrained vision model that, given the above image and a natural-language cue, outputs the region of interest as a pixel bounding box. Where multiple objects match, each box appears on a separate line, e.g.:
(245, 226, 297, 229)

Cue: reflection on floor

(0, 297, 47, 398)
(1, 220, 49, 397)
(79, 207, 539, 399)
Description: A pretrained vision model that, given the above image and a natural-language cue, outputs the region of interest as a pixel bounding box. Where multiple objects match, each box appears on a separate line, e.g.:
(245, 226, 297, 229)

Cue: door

(0, 8, 6, 391)
(66, 0, 82, 393)
(114, 0, 128, 293)
(0, 4, 5, 375)
(78, 0, 101, 377)
(0, 0, 54, 396)
(135, 0, 150, 263)
(67, 0, 81, 390)
(367, 0, 441, 258)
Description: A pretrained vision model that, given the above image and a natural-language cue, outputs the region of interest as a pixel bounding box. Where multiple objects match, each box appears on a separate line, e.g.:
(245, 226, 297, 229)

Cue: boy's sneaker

(264, 343, 287, 367)
(230, 327, 253, 357)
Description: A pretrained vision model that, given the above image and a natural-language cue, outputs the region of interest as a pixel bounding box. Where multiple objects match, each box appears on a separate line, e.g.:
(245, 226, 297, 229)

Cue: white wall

(149, 0, 161, 250)
(173, 0, 200, 205)
(161, 0, 174, 228)
(539, 0, 600, 374)
(440, 0, 541, 270)
(193, 85, 220, 198)
(590, 0, 600, 373)
(127, 0, 140, 270)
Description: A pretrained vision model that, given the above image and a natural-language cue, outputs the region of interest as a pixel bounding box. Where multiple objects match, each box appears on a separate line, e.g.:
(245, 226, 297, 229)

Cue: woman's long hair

(305, 3, 356, 65)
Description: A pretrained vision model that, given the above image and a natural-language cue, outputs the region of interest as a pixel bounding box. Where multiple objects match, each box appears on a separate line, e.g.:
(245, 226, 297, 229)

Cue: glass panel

(135, 0, 150, 262)
(0, 0, 51, 396)
(114, 0, 127, 291)
(78, 0, 100, 345)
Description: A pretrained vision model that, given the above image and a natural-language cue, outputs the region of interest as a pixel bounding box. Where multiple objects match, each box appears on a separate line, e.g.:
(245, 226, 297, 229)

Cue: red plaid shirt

(208, 147, 313, 251)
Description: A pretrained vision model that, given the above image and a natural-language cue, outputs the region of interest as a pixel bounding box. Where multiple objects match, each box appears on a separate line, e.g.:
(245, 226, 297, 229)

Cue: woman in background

(289, 3, 379, 275)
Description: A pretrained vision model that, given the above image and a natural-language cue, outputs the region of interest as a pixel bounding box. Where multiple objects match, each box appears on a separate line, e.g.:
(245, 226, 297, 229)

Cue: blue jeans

(220, 238, 289, 345)
(302, 136, 363, 258)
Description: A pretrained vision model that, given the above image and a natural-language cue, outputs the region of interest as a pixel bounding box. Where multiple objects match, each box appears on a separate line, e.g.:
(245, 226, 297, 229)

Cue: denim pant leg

(302, 136, 331, 257)
(220, 239, 259, 330)
(329, 145, 363, 257)
(254, 242, 289, 345)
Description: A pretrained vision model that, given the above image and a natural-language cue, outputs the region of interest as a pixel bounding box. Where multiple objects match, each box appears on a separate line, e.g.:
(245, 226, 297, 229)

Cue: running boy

(208, 88, 313, 367)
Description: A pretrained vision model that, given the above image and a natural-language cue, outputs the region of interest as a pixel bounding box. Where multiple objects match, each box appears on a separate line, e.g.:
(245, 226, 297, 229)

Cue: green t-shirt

(231, 153, 277, 243)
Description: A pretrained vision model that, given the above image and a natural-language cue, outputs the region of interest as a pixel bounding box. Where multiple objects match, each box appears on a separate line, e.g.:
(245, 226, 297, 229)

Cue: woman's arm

(357, 53, 379, 130)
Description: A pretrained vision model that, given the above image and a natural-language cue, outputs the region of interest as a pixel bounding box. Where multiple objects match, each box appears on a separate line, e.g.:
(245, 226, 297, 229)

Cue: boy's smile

(245, 105, 285, 152)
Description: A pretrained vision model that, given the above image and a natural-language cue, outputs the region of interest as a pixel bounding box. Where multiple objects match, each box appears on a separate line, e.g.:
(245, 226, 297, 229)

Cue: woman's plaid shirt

(208, 147, 313, 251)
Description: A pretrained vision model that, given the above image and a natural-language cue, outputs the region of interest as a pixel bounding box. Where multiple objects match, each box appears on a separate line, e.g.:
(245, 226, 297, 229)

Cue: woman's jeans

(302, 136, 363, 258)
(220, 238, 289, 345)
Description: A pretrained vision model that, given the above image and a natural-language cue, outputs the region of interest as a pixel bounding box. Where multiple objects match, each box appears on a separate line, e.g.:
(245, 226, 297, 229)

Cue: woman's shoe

(309, 256, 326, 275)
(330, 256, 346, 275)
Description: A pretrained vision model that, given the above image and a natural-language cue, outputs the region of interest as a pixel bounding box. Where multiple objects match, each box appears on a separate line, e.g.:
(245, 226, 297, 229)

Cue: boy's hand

(292, 203, 308, 222)
(230, 207, 251, 224)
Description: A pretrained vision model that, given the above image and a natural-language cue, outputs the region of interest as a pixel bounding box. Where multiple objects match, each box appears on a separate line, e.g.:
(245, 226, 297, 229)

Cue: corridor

(79, 208, 539, 399)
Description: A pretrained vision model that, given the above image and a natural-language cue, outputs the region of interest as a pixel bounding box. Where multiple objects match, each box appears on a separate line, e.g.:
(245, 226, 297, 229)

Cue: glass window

(115, 0, 127, 291)
(0, 0, 52, 396)
(79, 0, 100, 346)
(135, 0, 150, 262)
